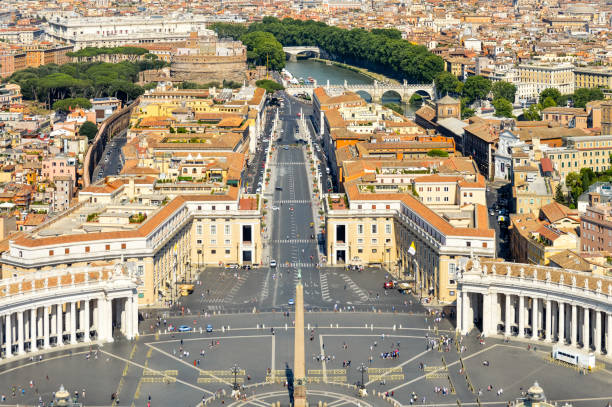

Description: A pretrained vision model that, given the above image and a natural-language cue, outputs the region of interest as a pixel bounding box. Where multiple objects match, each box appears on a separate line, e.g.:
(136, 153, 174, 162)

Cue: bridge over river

(285, 79, 435, 103)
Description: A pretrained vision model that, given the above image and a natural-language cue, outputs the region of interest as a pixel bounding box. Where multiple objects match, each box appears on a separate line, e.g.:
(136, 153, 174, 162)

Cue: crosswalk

(274, 162, 304, 166)
(274, 199, 311, 204)
(320, 273, 331, 302)
(225, 275, 245, 304)
(207, 305, 224, 311)
(278, 262, 317, 269)
(340, 274, 369, 301)
(271, 239, 312, 244)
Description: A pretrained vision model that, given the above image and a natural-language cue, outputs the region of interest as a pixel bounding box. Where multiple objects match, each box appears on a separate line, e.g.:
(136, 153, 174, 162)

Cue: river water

(284, 59, 419, 116)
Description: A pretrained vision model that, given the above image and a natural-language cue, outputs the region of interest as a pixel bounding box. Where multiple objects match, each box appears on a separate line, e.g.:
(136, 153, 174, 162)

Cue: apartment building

(0, 177, 262, 305)
(325, 181, 495, 303)
(580, 190, 612, 252)
(574, 67, 612, 89)
(516, 62, 575, 100)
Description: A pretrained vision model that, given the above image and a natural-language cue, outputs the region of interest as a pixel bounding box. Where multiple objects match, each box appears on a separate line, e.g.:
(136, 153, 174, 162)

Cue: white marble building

(457, 258, 612, 359)
(0, 263, 138, 360)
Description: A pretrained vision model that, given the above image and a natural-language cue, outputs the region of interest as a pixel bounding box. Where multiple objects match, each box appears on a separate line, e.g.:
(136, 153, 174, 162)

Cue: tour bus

(552, 345, 596, 370)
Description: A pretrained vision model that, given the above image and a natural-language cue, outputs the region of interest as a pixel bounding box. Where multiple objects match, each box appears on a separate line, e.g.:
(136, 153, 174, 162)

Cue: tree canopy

(434, 71, 462, 97)
(572, 87, 604, 108)
(67, 46, 150, 59)
(491, 81, 517, 103)
(79, 121, 98, 140)
(209, 22, 248, 40)
(539, 88, 562, 105)
(247, 17, 443, 82)
(462, 75, 492, 104)
(241, 31, 286, 71)
(52, 97, 92, 112)
(427, 149, 449, 157)
(8, 59, 166, 107)
(255, 79, 284, 93)
(492, 97, 513, 118)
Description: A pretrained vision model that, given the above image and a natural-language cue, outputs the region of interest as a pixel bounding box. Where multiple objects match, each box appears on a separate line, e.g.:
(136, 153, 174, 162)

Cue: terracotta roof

(415, 105, 436, 122)
(539, 201, 576, 223)
(344, 181, 494, 238)
(548, 250, 591, 272)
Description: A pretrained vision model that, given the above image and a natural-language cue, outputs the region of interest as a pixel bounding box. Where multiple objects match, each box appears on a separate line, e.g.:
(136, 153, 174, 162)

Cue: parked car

(270, 259, 277, 267)
(206, 324, 213, 333)
(383, 281, 396, 289)
(288, 298, 295, 305)
(178, 325, 191, 332)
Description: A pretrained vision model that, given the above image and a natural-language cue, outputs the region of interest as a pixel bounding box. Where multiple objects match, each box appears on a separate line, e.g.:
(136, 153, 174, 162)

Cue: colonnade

(458, 291, 612, 356)
(0, 296, 137, 359)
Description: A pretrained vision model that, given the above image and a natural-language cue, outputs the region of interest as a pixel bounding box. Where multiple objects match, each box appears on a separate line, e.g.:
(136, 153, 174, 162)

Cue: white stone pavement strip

(99, 349, 214, 395)
(320, 273, 331, 302)
(339, 274, 369, 301)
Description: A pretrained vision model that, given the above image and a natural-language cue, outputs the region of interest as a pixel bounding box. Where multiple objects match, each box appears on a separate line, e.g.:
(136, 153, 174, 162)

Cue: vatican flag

(408, 241, 416, 256)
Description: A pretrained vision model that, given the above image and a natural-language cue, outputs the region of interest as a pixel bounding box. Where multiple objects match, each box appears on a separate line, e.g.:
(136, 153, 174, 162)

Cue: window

(197, 239, 202, 244)
(225, 239, 231, 245)
(211, 239, 217, 245)
(466, 241, 471, 247)
(212, 205, 216, 211)
(211, 225, 217, 235)
(386, 205, 390, 210)
(371, 224, 377, 234)
(85, 246, 90, 253)
(49, 250, 54, 256)
(357, 224, 364, 234)
(372, 249, 377, 253)
(225, 249, 230, 255)
(371, 238, 378, 244)
(211, 249, 216, 254)
(106, 244, 110, 251)
(196, 224, 202, 235)
(358, 248, 363, 253)
(372, 205, 376, 210)
(225, 224, 230, 235)
(385, 224, 391, 234)
(385, 238, 391, 243)
(482, 242, 487, 248)
(65, 248, 70, 254)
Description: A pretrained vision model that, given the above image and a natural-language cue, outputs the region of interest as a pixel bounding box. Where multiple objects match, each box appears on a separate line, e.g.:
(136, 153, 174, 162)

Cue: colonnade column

(30, 308, 37, 352)
(595, 310, 602, 354)
(456, 290, 463, 333)
(545, 299, 552, 342)
(607, 313, 612, 357)
(504, 294, 511, 337)
(461, 291, 470, 335)
(518, 295, 525, 338)
(17, 311, 24, 355)
(56, 304, 63, 345)
(84, 300, 90, 342)
(571, 304, 577, 346)
(482, 293, 491, 336)
(70, 302, 77, 344)
(583, 307, 590, 350)
(43, 306, 50, 349)
(531, 298, 538, 340)
(558, 302, 565, 344)
(5, 314, 12, 358)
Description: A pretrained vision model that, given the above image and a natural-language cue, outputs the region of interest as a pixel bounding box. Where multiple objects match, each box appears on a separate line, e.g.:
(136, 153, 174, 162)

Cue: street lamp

(231, 364, 241, 390)
(357, 363, 367, 389)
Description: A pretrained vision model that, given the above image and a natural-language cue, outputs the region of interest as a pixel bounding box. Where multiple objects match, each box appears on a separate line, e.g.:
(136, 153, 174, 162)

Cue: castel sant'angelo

(140, 31, 247, 83)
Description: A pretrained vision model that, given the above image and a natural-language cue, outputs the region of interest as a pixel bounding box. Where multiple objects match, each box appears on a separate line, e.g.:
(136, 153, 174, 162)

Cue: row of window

(356, 223, 392, 234)
(196, 224, 232, 235)
(48, 243, 127, 256)
(355, 237, 393, 245)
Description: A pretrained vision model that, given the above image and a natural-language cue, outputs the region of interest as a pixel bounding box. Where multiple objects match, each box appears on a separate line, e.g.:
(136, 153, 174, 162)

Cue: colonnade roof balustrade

(464, 259, 612, 297)
(0, 265, 129, 300)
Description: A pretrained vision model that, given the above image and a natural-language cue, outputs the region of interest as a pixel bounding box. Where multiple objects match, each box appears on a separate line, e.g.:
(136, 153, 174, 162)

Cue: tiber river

(284, 59, 419, 116)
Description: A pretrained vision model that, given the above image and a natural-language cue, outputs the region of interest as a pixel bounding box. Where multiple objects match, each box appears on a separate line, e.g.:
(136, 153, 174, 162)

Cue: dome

(526, 381, 546, 402)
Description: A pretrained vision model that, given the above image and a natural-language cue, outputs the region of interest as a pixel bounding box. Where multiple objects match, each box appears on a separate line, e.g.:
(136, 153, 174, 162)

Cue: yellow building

(325, 180, 495, 303)
(574, 67, 612, 89)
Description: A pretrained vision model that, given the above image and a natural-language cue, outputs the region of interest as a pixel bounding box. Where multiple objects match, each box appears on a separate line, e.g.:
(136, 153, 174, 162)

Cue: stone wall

(170, 54, 246, 83)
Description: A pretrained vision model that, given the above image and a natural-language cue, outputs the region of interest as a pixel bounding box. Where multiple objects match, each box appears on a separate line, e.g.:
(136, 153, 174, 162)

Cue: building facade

(457, 258, 612, 359)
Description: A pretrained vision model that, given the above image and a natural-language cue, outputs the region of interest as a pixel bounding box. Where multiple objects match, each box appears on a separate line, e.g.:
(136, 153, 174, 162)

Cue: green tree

(492, 98, 513, 118)
(434, 71, 461, 97)
(539, 88, 562, 105)
(255, 79, 284, 93)
(52, 97, 92, 112)
(209, 22, 248, 40)
(554, 184, 565, 204)
(79, 121, 98, 140)
(572, 87, 604, 108)
(408, 93, 422, 106)
(462, 75, 492, 104)
(427, 149, 449, 157)
(371, 28, 402, 39)
(491, 81, 517, 103)
(522, 104, 542, 121)
(240, 31, 285, 71)
(542, 97, 557, 109)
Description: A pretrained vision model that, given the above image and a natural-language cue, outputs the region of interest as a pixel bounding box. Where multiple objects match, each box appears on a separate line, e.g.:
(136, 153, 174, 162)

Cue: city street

(93, 129, 127, 182)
